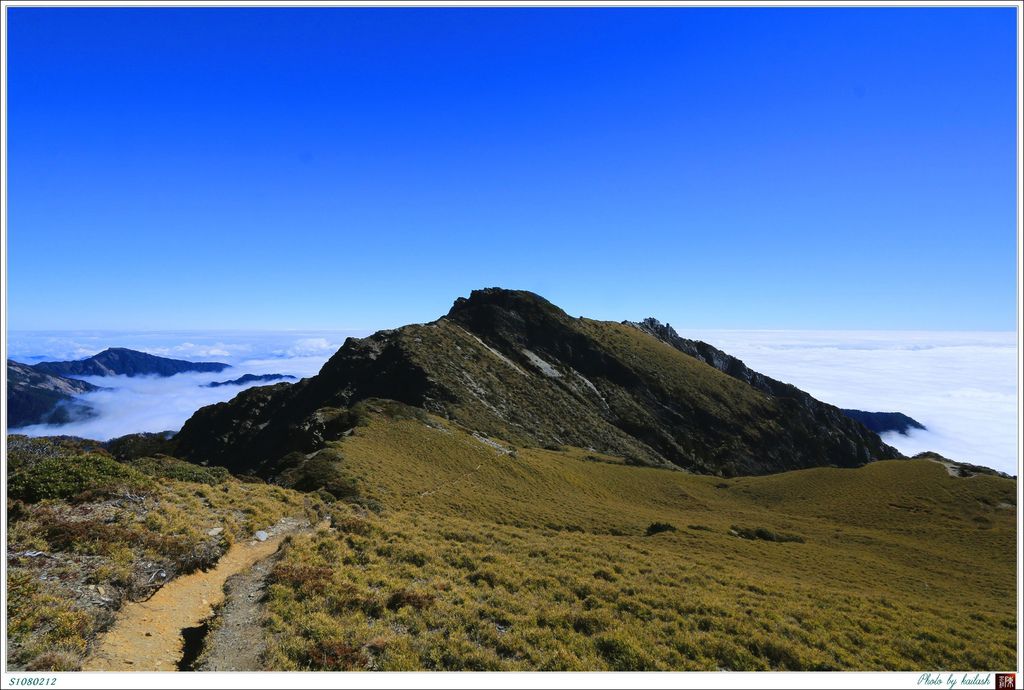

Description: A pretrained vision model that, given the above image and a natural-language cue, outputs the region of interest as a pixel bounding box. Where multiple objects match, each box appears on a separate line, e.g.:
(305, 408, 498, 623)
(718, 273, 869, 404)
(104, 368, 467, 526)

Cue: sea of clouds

(6, 331, 368, 441)
(6, 329, 1019, 475)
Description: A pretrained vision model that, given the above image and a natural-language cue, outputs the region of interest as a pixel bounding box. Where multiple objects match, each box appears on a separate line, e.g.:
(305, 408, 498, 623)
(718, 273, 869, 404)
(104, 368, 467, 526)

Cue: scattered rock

(207, 527, 224, 537)
(254, 531, 269, 542)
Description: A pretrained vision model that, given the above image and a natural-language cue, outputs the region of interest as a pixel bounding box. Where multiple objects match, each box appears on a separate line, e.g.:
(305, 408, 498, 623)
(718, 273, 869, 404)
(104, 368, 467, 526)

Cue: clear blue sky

(6, 7, 1018, 331)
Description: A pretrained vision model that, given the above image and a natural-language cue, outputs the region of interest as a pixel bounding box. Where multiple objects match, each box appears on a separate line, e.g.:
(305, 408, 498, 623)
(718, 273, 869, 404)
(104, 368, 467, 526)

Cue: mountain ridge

(33, 347, 229, 378)
(204, 373, 296, 388)
(8, 348, 231, 429)
(7, 360, 101, 428)
(174, 288, 901, 478)
(625, 318, 927, 437)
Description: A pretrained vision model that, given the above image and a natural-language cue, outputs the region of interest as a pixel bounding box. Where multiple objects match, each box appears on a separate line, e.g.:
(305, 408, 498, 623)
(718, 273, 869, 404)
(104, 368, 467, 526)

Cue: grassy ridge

(259, 412, 1016, 671)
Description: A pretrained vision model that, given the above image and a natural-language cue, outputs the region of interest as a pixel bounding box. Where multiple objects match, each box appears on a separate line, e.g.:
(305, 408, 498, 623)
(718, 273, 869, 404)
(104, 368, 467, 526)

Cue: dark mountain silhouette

(840, 410, 926, 435)
(33, 348, 229, 378)
(204, 373, 296, 388)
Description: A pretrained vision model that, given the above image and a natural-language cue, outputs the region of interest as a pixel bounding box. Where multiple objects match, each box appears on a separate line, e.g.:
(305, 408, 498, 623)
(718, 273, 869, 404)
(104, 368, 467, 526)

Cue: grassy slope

(262, 412, 1016, 671)
(5, 436, 323, 671)
(395, 316, 778, 470)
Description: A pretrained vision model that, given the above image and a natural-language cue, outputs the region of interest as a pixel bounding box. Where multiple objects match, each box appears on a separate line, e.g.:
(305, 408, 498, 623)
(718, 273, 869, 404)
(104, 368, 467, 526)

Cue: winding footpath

(83, 518, 307, 672)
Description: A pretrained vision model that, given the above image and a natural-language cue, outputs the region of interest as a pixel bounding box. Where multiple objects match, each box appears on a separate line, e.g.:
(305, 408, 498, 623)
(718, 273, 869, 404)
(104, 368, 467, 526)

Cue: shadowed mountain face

(840, 409, 926, 435)
(175, 289, 900, 477)
(7, 360, 100, 428)
(33, 348, 229, 378)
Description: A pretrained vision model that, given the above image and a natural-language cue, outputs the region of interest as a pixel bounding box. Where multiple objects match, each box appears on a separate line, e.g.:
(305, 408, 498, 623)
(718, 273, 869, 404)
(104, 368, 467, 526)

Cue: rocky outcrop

(626, 318, 808, 399)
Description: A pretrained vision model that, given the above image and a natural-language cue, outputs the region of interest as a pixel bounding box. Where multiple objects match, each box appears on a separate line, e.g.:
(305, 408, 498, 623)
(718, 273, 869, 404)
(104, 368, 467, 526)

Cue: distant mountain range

(175, 288, 905, 479)
(5, 301, 928, 460)
(7, 360, 101, 428)
(7, 348, 231, 428)
(34, 347, 229, 378)
(204, 373, 296, 388)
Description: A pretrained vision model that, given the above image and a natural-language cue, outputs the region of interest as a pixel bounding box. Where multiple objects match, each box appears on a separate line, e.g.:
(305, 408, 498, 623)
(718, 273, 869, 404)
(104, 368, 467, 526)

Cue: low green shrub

(279, 452, 359, 499)
(132, 455, 229, 485)
(8, 453, 152, 503)
(645, 522, 678, 536)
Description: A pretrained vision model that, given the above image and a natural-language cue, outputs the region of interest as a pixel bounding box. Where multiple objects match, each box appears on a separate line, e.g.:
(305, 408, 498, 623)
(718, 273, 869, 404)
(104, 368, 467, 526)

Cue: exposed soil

(193, 550, 282, 671)
(82, 518, 307, 671)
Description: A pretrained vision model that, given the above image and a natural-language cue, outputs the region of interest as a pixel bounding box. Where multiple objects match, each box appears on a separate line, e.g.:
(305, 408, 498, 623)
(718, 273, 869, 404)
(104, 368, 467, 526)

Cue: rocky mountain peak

(175, 288, 901, 479)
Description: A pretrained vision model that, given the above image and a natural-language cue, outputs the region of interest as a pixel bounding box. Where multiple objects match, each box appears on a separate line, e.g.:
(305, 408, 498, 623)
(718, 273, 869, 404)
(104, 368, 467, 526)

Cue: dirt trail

(194, 551, 280, 671)
(83, 518, 305, 672)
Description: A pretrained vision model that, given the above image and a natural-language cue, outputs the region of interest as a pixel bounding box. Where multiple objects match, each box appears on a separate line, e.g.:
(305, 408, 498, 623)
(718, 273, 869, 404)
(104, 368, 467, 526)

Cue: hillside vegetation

(5, 436, 323, 671)
(6, 409, 1015, 671)
(255, 408, 1016, 671)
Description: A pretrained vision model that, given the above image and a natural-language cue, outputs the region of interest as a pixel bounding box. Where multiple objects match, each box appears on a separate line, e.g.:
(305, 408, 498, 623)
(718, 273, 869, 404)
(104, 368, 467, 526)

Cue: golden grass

(261, 412, 1016, 671)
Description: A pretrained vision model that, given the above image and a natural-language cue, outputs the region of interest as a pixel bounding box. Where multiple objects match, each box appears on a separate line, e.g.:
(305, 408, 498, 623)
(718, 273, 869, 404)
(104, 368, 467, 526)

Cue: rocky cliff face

(175, 289, 901, 477)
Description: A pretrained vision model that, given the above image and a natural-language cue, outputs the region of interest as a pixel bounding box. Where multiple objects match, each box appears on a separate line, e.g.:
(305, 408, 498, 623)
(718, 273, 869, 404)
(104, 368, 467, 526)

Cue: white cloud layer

(272, 337, 338, 357)
(7, 332, 365, 441)
(7, 330, 1018, 475)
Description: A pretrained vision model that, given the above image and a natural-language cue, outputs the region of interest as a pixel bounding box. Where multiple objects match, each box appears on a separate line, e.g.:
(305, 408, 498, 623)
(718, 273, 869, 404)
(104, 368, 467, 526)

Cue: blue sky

(6, 7, 1018, 331)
